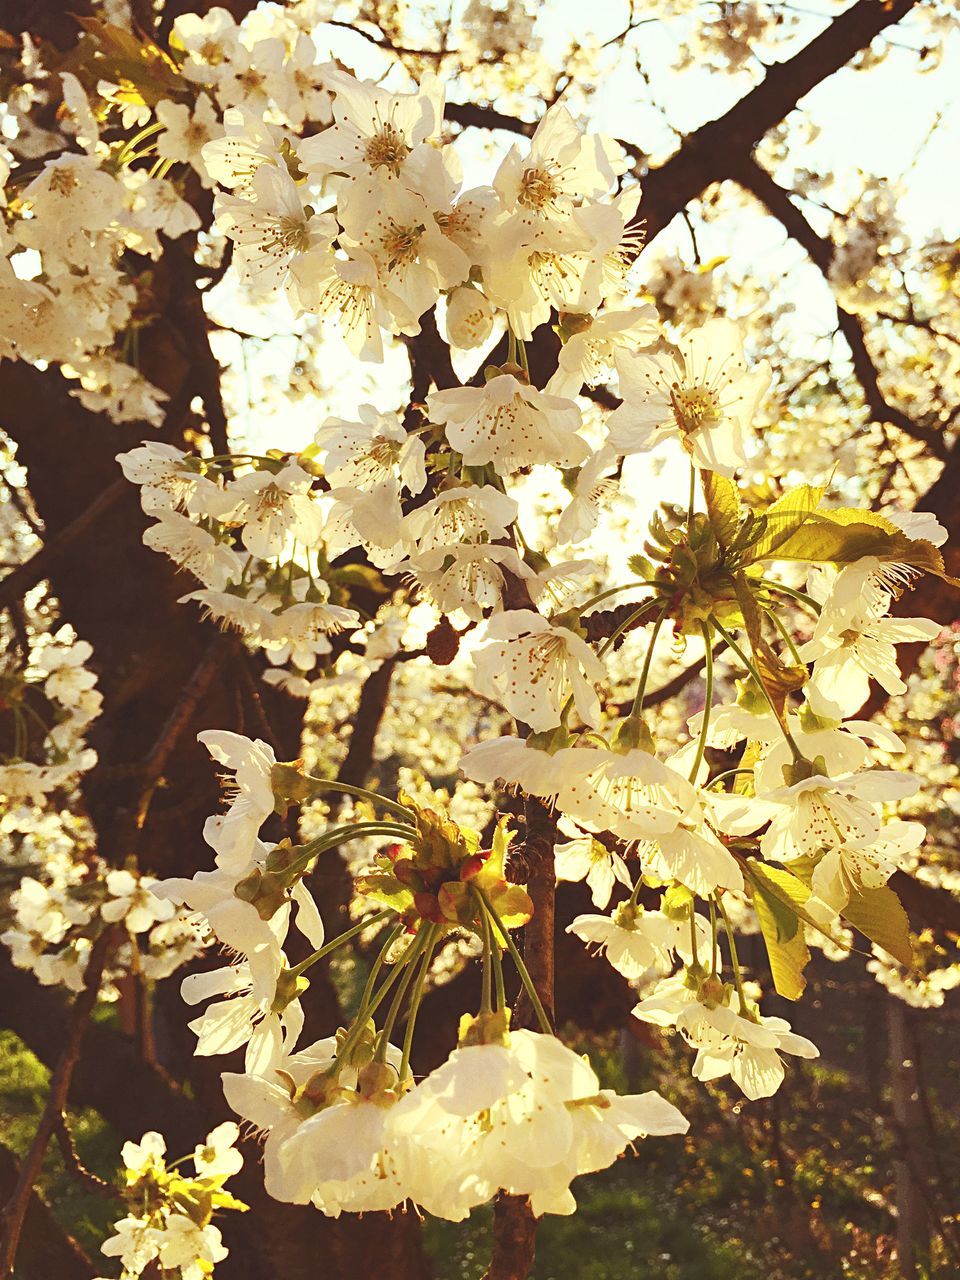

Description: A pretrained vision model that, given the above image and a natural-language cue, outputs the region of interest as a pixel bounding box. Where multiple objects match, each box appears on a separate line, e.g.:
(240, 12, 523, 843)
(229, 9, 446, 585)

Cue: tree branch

(0, 927, 115, 1278)
(0, 1143, 96, 1280)
(730, 154, 951, 460)
(0, 479, 126, 612)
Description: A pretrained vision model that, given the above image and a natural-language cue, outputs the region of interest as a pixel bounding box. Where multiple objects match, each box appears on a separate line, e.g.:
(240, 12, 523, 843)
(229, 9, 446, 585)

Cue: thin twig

(0, 926, 116, 1277)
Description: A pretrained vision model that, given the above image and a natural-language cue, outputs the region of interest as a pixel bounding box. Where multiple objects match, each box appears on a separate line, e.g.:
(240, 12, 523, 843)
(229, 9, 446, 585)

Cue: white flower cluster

(0, 76, 203, 423)
(155, 730, 688, 1218)
(4, 25, 954, 1255)
(0, 633, 102, 812)
(97, 1124, 244, 1280)
(1, 862, 203, 993)
(225, 1023, 687, 1219)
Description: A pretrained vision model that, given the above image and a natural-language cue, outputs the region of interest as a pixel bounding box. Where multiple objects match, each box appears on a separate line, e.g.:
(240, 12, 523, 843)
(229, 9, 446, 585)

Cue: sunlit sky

(219, 0, 959, 530)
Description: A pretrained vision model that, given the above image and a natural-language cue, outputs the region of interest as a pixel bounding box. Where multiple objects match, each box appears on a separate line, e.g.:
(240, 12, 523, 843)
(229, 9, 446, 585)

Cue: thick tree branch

(637, 0, 920, 241)
(0, 479, 126, 613)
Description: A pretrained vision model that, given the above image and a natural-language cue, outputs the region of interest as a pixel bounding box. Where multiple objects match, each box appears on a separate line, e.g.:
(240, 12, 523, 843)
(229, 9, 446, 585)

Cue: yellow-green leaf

(753, 511, 959, 585)
(701, 472, 741, 548)
(746, 861, 815, 1000)
(754, 887, 809, 1000)
(841, 885, 913, 966)
(746, 860, 823, 932)
(746, 485, 825, 561)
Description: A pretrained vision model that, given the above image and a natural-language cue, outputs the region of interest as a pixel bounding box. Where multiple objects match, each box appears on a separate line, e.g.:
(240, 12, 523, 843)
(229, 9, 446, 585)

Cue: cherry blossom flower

(607, 317, 770, 475)
(314, 405, 426, 493)
(296, 70, 444, 182)
(428, 374, 589, 473)
(445, 285, 496, 349)
(225, 462, 325, 558)
(677, 1002, 819, 1100)
(567, 903, 697, 981)
(553, 821, 632, 909)
(547, 306, 659, 397)
(156, 94, 223, 185)
(471, 609, 605, 731)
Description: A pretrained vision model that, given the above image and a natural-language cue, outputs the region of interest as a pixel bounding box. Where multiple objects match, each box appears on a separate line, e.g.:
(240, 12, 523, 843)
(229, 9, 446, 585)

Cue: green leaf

(661, 883, 694, 920)
(746, 861, 815, 1000)
(745, 860, 824, 932)
(841, 885, 913, 966)
(701, 472, 741, 548)
(751, 509, 960, 584)
(731, 572, 763, 652)
(745, 485, 825, 561)
(754, 887, 809, 1000)
(354, 875, 413, 913)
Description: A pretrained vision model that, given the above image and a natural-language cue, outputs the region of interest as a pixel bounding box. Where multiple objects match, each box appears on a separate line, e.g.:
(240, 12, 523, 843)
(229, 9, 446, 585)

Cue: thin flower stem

(710, 618, 803, 762)
(335, 926, 421, 1067)
(597, 598, 660, 660)
(688, 621, 714, 783)
(476, 889, 553, 1035)
(758, 578, 821, 614)
(717, 896, 749, 1016)
(767, 607, 803, 665)
(628, 603, 672, 713)
(291, 779, 415, 822)
(355, 924, 406, 1022)
(628, 872, 645, 908)
(709, 897, 719, 975)
(687, 463, 696, 524)
(706, 766, 757, 789)
(291, 822, 417, 875)
(399, 929, 439, 1081)
(479, 906, 493, 1014)
(288, 909, 394, 978)
(375, 927, 434, 1061)
(688, 903, 700, 970)
(490, 927, 506, 1013)
(575, 581, 656, 616)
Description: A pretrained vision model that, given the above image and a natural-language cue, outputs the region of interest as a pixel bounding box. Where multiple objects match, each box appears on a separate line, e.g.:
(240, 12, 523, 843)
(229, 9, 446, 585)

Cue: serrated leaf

(753, 512, 960, 585)
(732, 572, 763, 652)
(754, 645, 808, 718)
(745, 485, 825, 561)
(745, 860, 823, 931)
(841, 885, 913, 966)
(746, 861, 816, 1000)
(754, 886, 810, 1000)
(701, 472, 741, 548)
(354, 875, 413, 913)
(487, 882, 534, 930)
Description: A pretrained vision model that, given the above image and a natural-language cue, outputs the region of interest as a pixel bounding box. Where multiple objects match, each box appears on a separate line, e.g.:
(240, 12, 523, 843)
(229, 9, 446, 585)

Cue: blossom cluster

(1, 861, 203, 993)
(0, 632, 102, 814)
(113, 62, 954, 1143)
(153, 732, 688, 1217)
(97, 1124, 246, 1280)
(1, 20, 956, 1257)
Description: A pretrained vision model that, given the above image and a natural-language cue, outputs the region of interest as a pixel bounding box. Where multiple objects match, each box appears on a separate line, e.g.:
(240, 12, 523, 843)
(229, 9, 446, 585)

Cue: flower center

(380, 221, 423, 270)
(670, 385, 721, 435)
(518, 163, 562, 211)
(364, 124, 411, 175)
